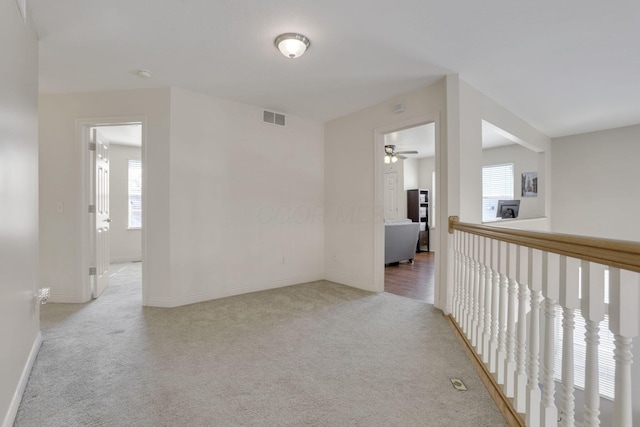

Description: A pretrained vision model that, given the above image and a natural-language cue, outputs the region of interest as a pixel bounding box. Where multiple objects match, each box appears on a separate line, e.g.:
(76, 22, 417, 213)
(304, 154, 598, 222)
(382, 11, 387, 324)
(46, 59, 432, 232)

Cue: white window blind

(554, 307, 616, 400)
(128, 159, 142, 229)
(554, 269, 615, 400)
(482, 163, 514, 222)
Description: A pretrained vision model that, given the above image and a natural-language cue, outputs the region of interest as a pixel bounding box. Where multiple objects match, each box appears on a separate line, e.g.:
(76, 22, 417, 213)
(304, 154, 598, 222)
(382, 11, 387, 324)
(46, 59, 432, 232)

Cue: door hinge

(89, 142, 96, 151)
(89, 267, 97, 276)
(89, 205, 96, 213)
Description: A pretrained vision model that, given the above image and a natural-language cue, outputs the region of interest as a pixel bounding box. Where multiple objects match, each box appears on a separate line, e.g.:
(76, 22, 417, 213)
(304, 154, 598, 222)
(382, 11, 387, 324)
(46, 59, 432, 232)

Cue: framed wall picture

(521, 172, 538, 197)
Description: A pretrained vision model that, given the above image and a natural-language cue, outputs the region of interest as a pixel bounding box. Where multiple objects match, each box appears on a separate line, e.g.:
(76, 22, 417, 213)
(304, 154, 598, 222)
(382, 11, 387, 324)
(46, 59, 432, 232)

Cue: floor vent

(449, 378, 468, 391)
(263, 110, 286, 127)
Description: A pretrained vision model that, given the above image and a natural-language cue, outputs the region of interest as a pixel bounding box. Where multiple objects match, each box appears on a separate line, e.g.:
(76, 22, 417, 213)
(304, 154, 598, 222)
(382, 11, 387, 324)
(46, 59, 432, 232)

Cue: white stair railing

(448, 216, 640, 427)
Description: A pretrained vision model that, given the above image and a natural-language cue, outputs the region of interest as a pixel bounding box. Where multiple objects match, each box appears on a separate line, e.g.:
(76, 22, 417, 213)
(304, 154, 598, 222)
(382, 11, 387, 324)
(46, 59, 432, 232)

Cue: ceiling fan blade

(397, 155, 407, 160)
(396, 150, 418, 155)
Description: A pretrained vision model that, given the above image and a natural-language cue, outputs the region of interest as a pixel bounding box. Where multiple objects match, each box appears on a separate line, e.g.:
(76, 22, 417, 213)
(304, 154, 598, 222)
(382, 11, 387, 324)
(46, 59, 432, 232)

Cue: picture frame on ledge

(521, 172, 538, 197)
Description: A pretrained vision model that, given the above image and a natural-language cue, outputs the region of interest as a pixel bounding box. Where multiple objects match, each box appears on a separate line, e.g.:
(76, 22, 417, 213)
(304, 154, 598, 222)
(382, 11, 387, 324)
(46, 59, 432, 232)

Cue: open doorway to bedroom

(88, 123, 143, 301)
(382, 122, 436, 303)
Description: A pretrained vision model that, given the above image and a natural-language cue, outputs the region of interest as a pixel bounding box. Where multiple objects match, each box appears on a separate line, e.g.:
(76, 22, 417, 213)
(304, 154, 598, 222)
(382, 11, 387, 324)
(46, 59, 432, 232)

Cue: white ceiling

(385, 124, 435, 159)
(29, 1, 640, 138)
(95, 124, 142, 147)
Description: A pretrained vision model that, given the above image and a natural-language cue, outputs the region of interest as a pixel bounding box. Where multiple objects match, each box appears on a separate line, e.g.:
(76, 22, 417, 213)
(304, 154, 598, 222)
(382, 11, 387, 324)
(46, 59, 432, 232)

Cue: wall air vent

(263, 110, 286, 127)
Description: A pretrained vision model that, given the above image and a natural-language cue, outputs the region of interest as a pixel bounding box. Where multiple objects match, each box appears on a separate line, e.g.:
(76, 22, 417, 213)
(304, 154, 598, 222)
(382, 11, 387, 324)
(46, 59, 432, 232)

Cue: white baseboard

(145, 274, 324, 308)
(47, 293, 87, 303)
(3, 331, 42, 427)
(109, 256, 142, 264)
(324, 271, 379, 293)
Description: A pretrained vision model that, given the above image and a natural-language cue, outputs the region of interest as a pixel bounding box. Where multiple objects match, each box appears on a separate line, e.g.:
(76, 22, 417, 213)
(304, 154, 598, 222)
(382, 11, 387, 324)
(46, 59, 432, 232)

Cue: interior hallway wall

(551, 124, 640, 241)
(39, 88, 172, 304)
(0, 2, 40, 425)
(167, 88, 324, 305)
(324, 79, 447, 303)
(109, 144, 142, 263)
(482, 143, 546, 220)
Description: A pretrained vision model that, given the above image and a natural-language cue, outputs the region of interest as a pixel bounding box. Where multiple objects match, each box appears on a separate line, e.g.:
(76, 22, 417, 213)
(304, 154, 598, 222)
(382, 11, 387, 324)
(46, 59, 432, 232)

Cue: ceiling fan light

(391, 155, 398, 163)
(384, 155, 391, 164)
(275, 33, 310, 59)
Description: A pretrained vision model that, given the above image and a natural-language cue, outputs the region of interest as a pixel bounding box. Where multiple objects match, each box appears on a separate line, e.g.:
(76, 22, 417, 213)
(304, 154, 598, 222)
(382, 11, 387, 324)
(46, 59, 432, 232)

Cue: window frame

(128, 159, 142, 230)
(482, 162, 515, 222)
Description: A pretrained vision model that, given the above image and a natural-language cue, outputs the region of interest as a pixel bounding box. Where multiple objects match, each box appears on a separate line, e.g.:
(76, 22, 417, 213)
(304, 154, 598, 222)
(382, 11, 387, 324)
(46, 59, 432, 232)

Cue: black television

(496, 199, 520, 219)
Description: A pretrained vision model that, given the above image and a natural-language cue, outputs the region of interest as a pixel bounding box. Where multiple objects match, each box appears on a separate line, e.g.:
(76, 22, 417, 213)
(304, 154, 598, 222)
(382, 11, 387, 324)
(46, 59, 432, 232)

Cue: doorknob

(104, 218, 111, 223)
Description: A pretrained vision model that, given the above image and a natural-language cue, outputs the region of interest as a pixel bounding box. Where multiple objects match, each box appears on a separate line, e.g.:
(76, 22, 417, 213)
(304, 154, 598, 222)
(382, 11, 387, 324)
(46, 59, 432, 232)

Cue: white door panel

(384, 172, 398, 221)
(91, 129, 110, 298)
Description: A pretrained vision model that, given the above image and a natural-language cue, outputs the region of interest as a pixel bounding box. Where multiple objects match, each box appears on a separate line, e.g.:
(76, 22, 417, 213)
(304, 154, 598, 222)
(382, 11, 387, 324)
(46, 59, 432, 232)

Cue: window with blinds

(482, 163, 514, 222)
(553, 269, 615, 400)
(128, 159, 142, 229)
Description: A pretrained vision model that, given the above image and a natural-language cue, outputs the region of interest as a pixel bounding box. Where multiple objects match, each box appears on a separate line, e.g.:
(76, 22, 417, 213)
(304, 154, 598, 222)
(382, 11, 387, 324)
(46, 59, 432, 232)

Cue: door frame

(373, 113, 441, 296)
(77, 115, 147, 303)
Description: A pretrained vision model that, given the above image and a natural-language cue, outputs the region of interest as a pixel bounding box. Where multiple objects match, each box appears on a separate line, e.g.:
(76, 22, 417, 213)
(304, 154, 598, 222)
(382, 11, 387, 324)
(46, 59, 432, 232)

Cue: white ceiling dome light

(274, 33, 310, 59)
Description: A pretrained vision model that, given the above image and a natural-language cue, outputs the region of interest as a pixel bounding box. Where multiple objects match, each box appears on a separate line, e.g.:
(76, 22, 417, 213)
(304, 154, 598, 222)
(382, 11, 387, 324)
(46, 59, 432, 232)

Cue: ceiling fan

(384, 145, 418, 163)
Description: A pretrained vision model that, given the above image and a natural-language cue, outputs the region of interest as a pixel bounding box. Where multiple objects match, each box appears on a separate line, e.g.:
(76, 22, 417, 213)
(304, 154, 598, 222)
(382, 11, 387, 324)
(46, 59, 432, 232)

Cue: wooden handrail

(448, 216, 640, 274)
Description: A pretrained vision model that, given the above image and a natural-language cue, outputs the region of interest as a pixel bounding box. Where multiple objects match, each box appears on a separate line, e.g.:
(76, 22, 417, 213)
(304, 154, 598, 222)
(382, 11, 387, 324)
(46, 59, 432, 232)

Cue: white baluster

(608, 268, 639, 427)
(541, 252, 558, 427)
(462, 233, 470, 334)
(514, 245, 529, 413)
(476, 236, 486, 355)
(482, 236, 493, 364)
(470, 234, 478, 345)
(453, 231, 461, 322)
(503, 243, 518, 397)
(561, 307, 575, 427)
(472, 234, 481, 347)
(581, 261, 605, 427)
(527, 249, 543, 427)
(489, 238, 500, 374)
(496, 241, 508, 385)
(456, 231, 464, 324)
(559, 256, 580, 427)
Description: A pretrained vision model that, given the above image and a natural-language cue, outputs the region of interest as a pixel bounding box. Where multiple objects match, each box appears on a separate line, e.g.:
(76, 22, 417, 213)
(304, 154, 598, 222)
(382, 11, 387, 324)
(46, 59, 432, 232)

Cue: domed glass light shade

(275, 33, 311, 59)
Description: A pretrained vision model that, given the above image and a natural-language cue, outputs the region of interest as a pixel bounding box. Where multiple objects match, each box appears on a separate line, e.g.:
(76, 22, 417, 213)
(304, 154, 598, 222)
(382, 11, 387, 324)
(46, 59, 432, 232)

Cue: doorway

(79, 118, 145, 303)
(374, 116, 440, 304)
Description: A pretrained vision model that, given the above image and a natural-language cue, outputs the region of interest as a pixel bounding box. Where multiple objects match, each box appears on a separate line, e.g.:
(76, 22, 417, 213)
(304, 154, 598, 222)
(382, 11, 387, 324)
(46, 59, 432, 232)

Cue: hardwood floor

(384, 251, 435, 304)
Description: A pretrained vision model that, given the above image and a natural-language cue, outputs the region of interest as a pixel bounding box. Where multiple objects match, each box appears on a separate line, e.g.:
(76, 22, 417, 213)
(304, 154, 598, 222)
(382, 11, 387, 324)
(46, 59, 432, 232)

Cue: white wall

(109, 144, 142, 263)
(418, 157, 435, 190)
(551, 124, 640, 241)
(324, 80, 447, 300)
(39, 88, 172, 304)
(166, 87, 324, 306)
(483, 143, 546, 220)
(0, 2, 40, 425)
(417, 156, 436, 249)
(458, 80, 552, 224)
(39, 87, 324, 307)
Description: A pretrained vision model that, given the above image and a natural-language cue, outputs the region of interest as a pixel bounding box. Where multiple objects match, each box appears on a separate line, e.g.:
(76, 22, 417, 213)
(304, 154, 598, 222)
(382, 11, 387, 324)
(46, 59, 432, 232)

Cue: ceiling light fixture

(274, 33, 310, 59)
(384, 145, 417, 163)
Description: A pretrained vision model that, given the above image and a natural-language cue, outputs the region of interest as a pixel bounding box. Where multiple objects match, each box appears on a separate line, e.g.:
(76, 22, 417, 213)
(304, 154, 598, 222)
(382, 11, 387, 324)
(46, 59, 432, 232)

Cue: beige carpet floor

(15, 263, 506, 426)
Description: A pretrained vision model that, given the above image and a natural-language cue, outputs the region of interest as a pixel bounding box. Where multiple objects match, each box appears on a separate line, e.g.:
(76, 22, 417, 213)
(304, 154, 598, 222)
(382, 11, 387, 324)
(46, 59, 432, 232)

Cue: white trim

(109, 256, 142, 264)
(373, 114, 441, 296)
(47, 293, 89, 304)
(76, 116, 148, 305)
(145, 274, 323, 308)
(324, 272, 378, 293)
(3, 332, 42, 427)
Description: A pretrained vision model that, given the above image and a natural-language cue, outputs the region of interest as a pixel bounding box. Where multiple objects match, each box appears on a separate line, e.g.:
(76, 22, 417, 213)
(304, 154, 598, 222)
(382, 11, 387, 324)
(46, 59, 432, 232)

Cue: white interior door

(384, 171, 398, 221)
(91, 128, 110, 298)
